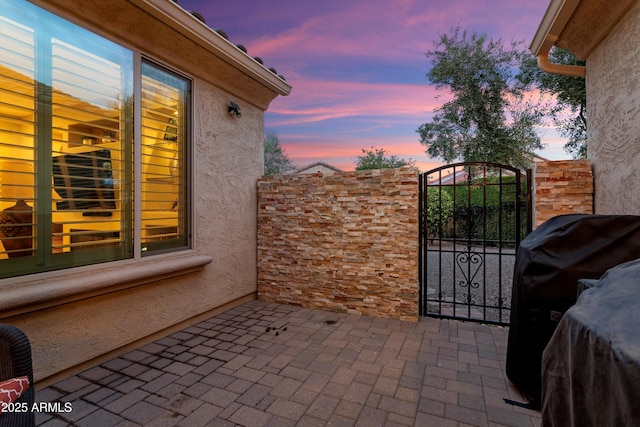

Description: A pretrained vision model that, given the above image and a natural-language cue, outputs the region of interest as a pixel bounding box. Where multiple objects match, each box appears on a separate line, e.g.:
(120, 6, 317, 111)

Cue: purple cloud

(179, 0, 566, 171)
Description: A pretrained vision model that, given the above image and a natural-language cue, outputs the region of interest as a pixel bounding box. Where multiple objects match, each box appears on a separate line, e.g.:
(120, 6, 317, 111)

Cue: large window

(0, 1, 191, 278)
(141, 63, 190, 254)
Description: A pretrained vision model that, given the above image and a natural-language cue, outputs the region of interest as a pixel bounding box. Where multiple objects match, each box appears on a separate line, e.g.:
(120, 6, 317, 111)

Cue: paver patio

(36, 300, 540, 426)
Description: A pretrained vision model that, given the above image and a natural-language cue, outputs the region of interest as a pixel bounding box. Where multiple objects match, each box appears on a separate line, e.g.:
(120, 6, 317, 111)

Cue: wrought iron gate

(419, 162, 532, 325)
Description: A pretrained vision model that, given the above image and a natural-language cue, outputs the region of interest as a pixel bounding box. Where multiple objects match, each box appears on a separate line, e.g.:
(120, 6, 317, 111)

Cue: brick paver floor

(36, 300, 540, 426)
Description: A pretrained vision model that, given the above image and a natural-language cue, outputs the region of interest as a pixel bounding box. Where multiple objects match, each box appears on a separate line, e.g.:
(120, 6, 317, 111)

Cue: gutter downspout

(537, 50, 586, 77)
(530, 0, 585, 77)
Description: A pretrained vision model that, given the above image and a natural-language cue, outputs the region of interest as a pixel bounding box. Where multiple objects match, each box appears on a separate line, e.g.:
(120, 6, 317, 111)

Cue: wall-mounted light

(228, 101, 241, 117)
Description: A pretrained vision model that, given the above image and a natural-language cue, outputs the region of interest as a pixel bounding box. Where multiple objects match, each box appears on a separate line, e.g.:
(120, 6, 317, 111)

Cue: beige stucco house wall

(0, 0, 290, 386)
(586, 2, 640, 214)
(531, 0, 638, 214)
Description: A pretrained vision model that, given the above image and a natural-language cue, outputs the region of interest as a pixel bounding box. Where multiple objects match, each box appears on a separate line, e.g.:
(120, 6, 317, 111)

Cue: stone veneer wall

(257, 167, 419, 322)
(534, 159, 594, 227)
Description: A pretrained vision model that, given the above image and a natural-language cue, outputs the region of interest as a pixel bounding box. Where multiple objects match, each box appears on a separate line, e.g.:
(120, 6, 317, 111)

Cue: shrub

(428, 174, 529, 246)
(425, 187, 454, 240)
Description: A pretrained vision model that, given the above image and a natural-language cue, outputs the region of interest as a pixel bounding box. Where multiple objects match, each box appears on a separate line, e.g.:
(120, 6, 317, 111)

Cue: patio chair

(0, 323, 35, 427)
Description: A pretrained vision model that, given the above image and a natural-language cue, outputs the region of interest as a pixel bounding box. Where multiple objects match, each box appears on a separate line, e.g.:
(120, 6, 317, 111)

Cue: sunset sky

(178, 0, 564, 172)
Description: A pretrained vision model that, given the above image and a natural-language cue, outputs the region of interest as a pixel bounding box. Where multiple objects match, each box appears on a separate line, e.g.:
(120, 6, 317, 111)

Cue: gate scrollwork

(456, 248, 483, 290)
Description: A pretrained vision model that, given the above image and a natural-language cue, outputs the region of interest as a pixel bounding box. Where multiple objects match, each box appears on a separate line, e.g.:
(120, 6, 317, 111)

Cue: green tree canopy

(519, 47, 587, 158)
(417, 27, 545, 170)
(354, 146, 415, 170)
(264, 129, 296, 175)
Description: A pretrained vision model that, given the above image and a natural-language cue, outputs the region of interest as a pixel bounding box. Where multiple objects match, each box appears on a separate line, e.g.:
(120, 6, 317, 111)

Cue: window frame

(0, 0, 194, 279)
(136, 56, 193, 258)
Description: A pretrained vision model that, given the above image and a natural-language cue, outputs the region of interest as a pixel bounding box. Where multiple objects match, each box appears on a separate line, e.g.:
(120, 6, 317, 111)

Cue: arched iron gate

(419, 162, 532, 325)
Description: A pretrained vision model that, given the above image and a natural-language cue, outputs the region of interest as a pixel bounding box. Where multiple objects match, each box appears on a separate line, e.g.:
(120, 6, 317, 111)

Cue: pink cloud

(243, 0, 547, 67)
(182, 0, 570, 169)
(268, 79, 450, 127)
(279, 130, 442, 172)
(240, 1, 462, 65)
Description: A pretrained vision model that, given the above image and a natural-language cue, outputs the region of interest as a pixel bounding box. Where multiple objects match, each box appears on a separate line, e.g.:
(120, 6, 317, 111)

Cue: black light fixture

(228, 101, 241, 117)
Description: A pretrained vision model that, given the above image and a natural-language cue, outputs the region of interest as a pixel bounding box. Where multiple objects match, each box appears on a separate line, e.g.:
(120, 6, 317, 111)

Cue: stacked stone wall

(257, 167, 419, 321)
(535, 159, 594, 227)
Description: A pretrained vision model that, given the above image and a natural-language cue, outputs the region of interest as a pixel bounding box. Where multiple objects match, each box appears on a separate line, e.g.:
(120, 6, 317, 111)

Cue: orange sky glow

(180, 0, 570, 172)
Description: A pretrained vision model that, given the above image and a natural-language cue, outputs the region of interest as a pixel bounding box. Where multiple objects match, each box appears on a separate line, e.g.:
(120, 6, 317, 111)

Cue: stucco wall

(587, 1, 640, 214)
(1, 0, 281, 384)
(257, 168, 419, 322)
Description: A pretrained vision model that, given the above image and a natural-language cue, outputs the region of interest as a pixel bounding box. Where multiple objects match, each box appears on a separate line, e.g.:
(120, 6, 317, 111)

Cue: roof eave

(530, 0, 582, 55)
(131, 0, 292, 97)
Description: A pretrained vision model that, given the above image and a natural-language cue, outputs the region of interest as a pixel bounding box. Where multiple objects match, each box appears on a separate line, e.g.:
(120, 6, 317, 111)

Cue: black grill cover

(542, 258, 640, 426)
(506, 214, 640, 404)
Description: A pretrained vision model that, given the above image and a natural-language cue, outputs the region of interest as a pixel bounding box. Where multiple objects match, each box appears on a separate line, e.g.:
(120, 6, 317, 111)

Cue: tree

(519, 47, 587, 158)
(354, 146, 415, 170)
(417, 28, 545, 170)
(264, 129, 296, 175)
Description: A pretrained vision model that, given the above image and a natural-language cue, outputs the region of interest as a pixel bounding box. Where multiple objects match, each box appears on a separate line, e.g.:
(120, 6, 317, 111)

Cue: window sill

(0, 253, 212, 319)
